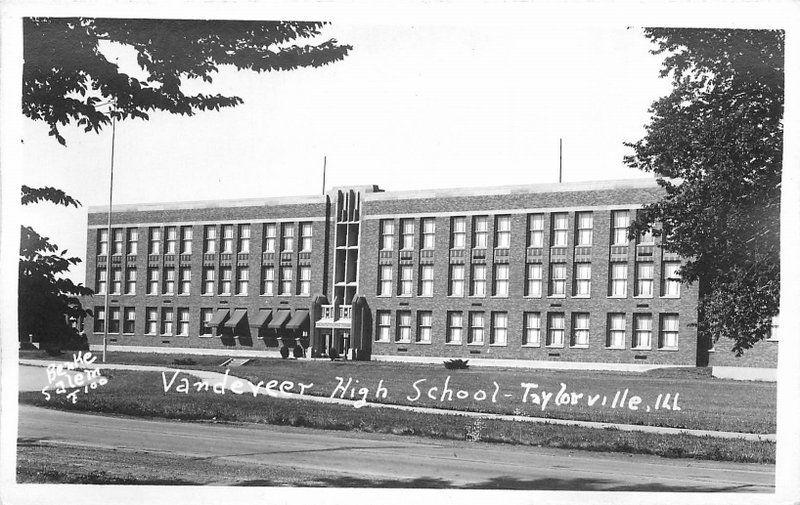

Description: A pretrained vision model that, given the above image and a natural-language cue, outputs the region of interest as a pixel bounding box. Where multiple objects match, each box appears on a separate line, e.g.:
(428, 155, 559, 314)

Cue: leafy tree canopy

(24, 18, 352, 144)
(625, 28, 783, 355)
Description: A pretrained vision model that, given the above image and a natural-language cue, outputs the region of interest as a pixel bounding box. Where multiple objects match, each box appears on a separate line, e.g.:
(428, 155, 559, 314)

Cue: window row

(95, 265, 313, 296)
(97, 222, 314, 256)
(374, 261, 681, 298)
(374, 310, 680, 350)
(94, 306, 191, 336)
(378, 211, 655, 252)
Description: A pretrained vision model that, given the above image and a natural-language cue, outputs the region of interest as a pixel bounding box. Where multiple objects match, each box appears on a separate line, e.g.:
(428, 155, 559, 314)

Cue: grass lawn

(20, 349, 776, 434)
(18, 369, 775, 464)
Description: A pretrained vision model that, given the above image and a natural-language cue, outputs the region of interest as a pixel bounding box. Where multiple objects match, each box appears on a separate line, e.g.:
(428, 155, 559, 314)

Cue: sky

(20, 22, 673, 283)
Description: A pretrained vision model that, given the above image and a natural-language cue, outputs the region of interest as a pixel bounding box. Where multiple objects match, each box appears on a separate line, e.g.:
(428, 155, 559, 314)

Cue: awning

(224, 309, 247, 328)
(248, 310, 272, 329)
(267, 310, 292, 329)
(285, 309, 309, 330)
(208, 309, 229, 328)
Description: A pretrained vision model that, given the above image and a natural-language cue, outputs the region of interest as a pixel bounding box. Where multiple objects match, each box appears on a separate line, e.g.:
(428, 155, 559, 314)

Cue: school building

(82, 178, 777, 373)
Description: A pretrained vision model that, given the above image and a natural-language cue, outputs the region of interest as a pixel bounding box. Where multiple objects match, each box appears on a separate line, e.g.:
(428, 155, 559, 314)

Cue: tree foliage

(625, 28, 783, 355)
(24, 18, 352, 144)
(19, 187, 94, 349)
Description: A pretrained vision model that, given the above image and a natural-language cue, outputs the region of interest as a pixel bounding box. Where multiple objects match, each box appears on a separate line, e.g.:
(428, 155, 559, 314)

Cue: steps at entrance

(219, 358, 251, 367)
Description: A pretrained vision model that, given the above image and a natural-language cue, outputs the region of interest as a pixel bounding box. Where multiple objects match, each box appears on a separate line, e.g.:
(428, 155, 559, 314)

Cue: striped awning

(285, 309, 309, 330)
(224, 309, 247, 328)
(267, 310, 292, 329)
(208, 309, 229, 328)
(249, 310, 272, 329)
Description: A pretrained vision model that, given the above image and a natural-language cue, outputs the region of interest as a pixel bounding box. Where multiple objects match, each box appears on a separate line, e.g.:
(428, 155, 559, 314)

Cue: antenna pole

(322, 155, 327, 195)
(558, 138, 563, 183)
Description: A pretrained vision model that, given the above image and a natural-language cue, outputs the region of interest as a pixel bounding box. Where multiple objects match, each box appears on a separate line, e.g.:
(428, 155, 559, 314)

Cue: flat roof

(363, 178, 660, 201)
(88, 193, 326, 214)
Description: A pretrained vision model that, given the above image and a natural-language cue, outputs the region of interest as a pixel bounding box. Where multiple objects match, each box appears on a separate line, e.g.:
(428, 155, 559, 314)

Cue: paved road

(17, 405, 774, 491)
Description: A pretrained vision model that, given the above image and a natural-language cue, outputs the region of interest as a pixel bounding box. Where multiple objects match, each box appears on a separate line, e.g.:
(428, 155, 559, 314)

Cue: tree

(24, 18, 352, 144)
(19, 186, 94, 351)
(625, 28, 783, 356)
(20, 18, 352, 349)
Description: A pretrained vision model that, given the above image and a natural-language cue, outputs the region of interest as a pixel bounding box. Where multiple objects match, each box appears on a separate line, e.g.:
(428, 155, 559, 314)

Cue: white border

(1, 1, 799, 505)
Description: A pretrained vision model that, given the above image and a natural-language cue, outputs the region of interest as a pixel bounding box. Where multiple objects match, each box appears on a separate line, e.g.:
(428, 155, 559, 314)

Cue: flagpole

(103, 115, 116, 364)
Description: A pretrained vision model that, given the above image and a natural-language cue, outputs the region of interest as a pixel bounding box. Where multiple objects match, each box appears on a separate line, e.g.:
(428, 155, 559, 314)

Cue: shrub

(280, 346, 290, 359)
(444, 358, 469, 370)
(293, 346, 304, 359)
(328, 347, 339, 360)
(172, 357, 197, 366)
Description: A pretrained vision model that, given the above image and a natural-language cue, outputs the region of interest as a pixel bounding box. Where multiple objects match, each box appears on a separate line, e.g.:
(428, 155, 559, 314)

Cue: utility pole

(103, 115, 116, 364)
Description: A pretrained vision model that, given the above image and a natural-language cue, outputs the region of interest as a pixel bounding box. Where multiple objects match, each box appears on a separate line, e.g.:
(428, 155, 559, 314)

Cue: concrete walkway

(18, 359, 775, 442)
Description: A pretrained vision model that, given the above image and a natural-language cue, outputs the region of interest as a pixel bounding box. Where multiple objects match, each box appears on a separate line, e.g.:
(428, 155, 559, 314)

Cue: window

(298, 266, 311, 295)
(110, 267, 122, 294)
(378, 265, 393, 296)
(495, 215, 511, 248)
(549, 263, 566, 296)
(417, 311, 432, 343)
(375, 311, 391, 342)
(528, 214, 544, 247)
(380, 220, 395, 250)
(611, 210, 630, 245)
(127, 228, 138, 255)
(546, 312, 565, 347)
(525, 263, 543, 297)
(421, 218, 435, 250)
(279, 266, 292, 295)
(147, 268, 159, 295)
(523, 312, 541, 346)
(202, 267, 215, 295)
(180, 226, 193, 254)
(662, 261, 681, 297)
(93, 307, 105, 332)
(108, 307, 121, 333)
(145, 307, 158, 335)
(97, 229, 109, 256)
(573, 262, 591, 297)
(607, 313, 626, 348)
(281, 223, 294, 252)
(398, 265, 413, 296)
(571, 312, 590, 347)
(236, 266, 249, 295)
(149, 227, 162, 255)
(468, 312, 485, 344)
(123, 307, 135, 334)
(221, 225, 234, 253)
(419, 264, 434, 296)
(238, 224, 250, 253)
(176, 308, 190, 336)
(112, 228, 124, 255)
(609, 262, 628, 297)
(470, 264, 486, 297)
(472, 216, 488, 248)
(659, 314, 679, 349)
(163, 267, 175, 295)
(449, 264, 465, 296)
(219, 266, 232, 295)
(204, 225, 217, 254)
(95, 267, 107, 294)
(200, 308, 214, 336)
(493, 264, 509, 297)
(396, 311, 412, 342)
(633, 314, 653, 349)
(551, 213, 568, 246)
(635, 262, 654, 297)
(125, 268, 137, 294)
(179, 267, 191, 295)
(300, 222, 313, 252)
(400, 219, 414, 250)
(451, 217, 466, 249)
(447, 312, 463, 344)
(161, 307, 174, 335)
(261, 266, 275, 295)
(263, 223, 276, 252)
(164, 226, 177, 254)
(575, 212, 593, 246)
(637, 224, 654, 245)
(491, 312, 508, 345)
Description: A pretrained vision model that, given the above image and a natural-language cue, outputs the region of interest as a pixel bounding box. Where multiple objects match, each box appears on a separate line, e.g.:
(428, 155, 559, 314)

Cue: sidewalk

(19, 359, 776, 442)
